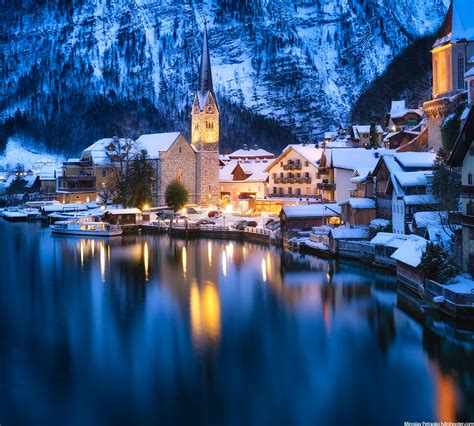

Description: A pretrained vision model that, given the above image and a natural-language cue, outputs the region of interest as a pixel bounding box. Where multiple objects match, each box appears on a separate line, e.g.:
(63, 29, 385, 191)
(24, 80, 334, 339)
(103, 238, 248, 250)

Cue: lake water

(0, 221, 473, 425)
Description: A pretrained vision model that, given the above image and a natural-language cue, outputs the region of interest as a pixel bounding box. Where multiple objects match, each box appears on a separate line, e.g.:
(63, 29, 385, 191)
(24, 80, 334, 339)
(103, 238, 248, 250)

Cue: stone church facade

(58, 24, 221, 207)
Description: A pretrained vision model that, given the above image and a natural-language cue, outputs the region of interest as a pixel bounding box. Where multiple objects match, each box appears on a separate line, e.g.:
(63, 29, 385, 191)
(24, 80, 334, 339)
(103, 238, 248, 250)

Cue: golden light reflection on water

(100, 243, 106, 283)
(208, 241, 212, 267)
(222, 250, 227, 277)
(91, 239, 95, 258)
(432, 363, 458, 421)
(80, 240, 84, 268)
(182, 246, 187, 277)
(261, 259, 267, 282)
(190, 281, 221, 350)
(143, 242, 149, 282)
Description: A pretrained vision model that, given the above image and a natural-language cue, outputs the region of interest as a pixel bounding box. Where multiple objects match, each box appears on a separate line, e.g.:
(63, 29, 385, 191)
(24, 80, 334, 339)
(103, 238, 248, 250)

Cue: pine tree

(420, 242, 458, 284)
(165, 180, 189, 212)
(369, 122, 379, 147)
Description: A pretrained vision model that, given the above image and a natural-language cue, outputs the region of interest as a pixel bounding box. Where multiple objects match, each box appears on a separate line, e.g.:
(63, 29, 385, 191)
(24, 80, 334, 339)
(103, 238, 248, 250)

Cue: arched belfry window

(458, 53, 465, 90)
(469, 172, 473, 185)
(433, 58, 439, 95)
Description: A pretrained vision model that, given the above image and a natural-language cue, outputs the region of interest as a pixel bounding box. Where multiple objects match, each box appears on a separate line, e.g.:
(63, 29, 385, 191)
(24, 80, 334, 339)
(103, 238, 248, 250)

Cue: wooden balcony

(317, 182, 336, 191)
(283, 163, 302, 171)
(57, 176, 96, 193)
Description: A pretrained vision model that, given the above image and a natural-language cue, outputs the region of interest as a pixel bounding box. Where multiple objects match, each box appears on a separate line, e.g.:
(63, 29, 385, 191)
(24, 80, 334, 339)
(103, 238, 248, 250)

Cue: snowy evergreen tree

(420, 243, 458, 284)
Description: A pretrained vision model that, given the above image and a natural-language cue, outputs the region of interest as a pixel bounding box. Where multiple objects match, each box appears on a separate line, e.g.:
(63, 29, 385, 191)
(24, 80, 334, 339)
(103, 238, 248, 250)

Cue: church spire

(199, 20, 213, 94)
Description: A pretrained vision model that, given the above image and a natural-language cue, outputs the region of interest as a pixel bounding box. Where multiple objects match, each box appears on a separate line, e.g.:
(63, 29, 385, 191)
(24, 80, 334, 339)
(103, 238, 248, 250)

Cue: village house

(383, 130, 420, 150)
(386, 100, 423, 132)
(391, 235, 428, 293)
(317, 148, 391, 202)
(372, 152, 437, 234)
(448, 104, 474, 275)
(340, 198, 377, 227)
(351, 125, 383, 147)
(280, 204, 341, 237)
(219, 159, 270, 211)
(265, 144, 324, 199)
(423, 0, 474, 152)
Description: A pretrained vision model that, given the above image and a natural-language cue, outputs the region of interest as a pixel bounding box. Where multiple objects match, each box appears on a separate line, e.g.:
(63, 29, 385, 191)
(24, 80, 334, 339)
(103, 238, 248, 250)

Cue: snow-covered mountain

(0, 0, 448, 153)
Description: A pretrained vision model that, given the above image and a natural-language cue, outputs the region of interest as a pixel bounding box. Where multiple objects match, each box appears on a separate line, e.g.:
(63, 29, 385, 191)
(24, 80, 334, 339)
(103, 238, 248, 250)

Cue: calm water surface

(0, 221, 473, 425)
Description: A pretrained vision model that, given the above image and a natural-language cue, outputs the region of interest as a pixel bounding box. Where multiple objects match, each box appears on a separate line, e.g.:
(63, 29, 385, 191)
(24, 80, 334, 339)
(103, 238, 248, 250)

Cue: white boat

(50, 218, 123, 237)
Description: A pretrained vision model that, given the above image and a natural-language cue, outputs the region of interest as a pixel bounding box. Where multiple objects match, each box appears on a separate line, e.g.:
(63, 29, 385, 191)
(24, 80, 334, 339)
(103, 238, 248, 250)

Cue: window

(272, 173, 276, 179)
(288, 187, 292, 195)
(305, 161, 309, 167)
(296, 188, 301, 196)
(101, 169, 107, 178)
(458, 53, 465, 90)
(176, 170, 182, 182)
(469, 173, 473, 185)
(179, 147, 182, 154)
(273, 187, 277, 194)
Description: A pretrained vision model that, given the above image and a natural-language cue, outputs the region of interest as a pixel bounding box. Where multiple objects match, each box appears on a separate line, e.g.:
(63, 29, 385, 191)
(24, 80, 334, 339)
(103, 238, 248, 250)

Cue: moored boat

(50, 218, 123, 237)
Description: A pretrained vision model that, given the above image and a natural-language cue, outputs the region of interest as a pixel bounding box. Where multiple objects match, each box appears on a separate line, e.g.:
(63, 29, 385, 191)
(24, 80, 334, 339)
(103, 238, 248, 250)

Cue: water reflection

(1, 221, 473, 425)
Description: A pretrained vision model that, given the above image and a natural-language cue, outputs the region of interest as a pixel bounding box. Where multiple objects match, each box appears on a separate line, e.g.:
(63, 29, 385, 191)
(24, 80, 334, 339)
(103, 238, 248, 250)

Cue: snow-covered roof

(135, 133, 182, 159)
(39, 165, 57, 180)
(106, 208, 142, 215)
(403, 195, 438, 206)
(446, 275, 474, 294)
(42, 203, 89, 213)
(81, 138, 130, 165)
(339, 198, 376, 209)
(394, 152, 436, 169)
(434, 0, 474, 48)
(394, 171, 433, 187)
(228, 148, 274, 159)
(290, 145, 324, 167)
(329, 148, 393, 171)
(219, 160, 269, 182)
(465, 67, 474, 78)
(350, 167, 373, 183)
(389, 100, 423, 119)
(264, 145, 323, 172)
(329, 227, 369, 239)
(370, 232, 409, 249)
(282, 204, 341, 218)
(324, 131, 337, 140)
(352, 125, 383, 139)
(413, 211, 446, 229)
(391, 235, 428, 268)
(370, 218, 390, 228)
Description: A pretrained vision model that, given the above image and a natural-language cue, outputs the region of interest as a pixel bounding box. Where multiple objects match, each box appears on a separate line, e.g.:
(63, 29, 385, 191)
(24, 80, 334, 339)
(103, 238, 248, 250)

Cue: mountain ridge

(0, 0, 448, 154)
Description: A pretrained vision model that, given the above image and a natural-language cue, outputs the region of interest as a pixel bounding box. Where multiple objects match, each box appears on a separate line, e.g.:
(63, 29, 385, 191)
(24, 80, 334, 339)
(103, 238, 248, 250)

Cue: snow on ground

(0, 139, 64, 171)
(446, 274, 474, 295)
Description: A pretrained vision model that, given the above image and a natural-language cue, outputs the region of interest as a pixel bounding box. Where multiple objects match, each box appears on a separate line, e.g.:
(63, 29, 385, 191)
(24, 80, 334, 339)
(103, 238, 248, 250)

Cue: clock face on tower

(206, 105, 214, 113)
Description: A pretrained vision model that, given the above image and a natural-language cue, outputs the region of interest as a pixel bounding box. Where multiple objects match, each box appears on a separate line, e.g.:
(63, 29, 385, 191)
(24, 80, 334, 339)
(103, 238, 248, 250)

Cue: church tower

(192, 22, 220, 205)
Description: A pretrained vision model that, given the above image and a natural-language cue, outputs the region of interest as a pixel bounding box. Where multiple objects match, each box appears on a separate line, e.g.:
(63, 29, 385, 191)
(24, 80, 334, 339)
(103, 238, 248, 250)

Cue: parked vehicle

(208, 210, 220, 218)
(196, 219, 215, 226)
(187, 207, 199, 215)
(232, 220, 248, 230)
(246, 221, 258, 228)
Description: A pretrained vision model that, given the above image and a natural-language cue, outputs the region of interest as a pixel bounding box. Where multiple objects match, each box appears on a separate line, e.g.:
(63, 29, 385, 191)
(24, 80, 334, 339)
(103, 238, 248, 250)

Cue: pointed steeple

(199, 20, 214, 94)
